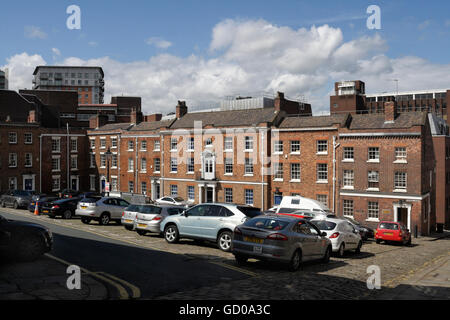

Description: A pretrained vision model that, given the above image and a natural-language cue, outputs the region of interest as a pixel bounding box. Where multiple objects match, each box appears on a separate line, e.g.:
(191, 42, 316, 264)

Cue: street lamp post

(105, 147, 113, 196)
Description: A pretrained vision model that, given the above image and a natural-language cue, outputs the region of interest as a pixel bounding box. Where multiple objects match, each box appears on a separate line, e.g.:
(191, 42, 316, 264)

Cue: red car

(375, 221, 411, 245)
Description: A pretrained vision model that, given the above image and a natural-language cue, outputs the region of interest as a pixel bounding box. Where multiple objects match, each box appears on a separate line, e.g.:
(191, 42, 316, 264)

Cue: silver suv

(75, 197, 130, 225)
(160, 203, 262, 252)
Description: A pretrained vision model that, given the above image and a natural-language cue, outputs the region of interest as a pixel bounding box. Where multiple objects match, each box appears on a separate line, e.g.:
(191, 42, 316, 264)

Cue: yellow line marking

(44, 253, 130, 300)
(96, 272, 141, 299)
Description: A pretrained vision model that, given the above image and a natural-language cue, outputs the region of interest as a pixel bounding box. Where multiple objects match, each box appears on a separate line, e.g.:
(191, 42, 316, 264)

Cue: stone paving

(1, 207, 449, 300)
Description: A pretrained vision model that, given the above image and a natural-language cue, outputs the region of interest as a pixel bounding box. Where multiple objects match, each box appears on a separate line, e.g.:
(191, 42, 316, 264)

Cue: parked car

(0, 190, 32, 209)
(232, 215, 332, 271)
(155, 196, 192, 207)
(262, 206, 279, 215)
(341, 216, 374, 240)
(41, 198, 81, 219)
(28, 196, 59, 214)
(121, 204, 166, 231)
(311, 218, 362, 257)
(135, 205, 185, 235)
(375, 221, 411, 245)
(75, 197, 129, 225)
(78, 192, 102, 199)
(276, 196, 332, 214)
(161, 203, 262, 251)
(59, 189, 81, 199)
(0, 214, 53, 262)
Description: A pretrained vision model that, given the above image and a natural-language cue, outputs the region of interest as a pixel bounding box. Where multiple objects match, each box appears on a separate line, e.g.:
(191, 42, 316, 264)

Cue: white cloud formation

(24, 26, 47, 39)
(146, 37, 172, 49)
(4, 19, 450, 115)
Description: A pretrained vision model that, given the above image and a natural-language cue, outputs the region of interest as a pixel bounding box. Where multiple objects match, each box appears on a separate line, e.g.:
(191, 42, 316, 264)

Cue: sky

(1, 0, 450, 115)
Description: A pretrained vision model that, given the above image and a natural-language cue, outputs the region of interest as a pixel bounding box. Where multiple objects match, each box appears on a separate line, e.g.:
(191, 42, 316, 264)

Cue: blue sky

(2, 0, 450, 113)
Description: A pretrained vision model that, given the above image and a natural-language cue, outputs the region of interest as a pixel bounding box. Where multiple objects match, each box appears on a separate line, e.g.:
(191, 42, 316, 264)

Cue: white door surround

(393, 202, 412, 231)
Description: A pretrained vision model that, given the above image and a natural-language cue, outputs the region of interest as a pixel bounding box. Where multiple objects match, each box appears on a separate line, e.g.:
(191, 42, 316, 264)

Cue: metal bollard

(414, 225, 418, 238)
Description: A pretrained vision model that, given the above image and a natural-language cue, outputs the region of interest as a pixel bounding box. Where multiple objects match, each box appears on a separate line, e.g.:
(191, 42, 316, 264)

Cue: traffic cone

(34, 201, 39, 216)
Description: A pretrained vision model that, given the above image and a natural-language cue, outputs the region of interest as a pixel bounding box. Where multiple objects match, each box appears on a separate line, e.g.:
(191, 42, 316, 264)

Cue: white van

(276, 196, 332, 214)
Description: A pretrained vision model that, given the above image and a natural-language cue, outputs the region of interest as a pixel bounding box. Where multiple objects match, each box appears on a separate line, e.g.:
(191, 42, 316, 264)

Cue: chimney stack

(145, 113, 162, 122)
(176, 101, 188, 119)
(89, 113, 108, 129)
(384, 101, 397, 123)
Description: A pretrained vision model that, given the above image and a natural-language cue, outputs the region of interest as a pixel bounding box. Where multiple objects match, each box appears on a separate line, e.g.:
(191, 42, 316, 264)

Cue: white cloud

(4, 19, 450, 114)
(418, 20, 431, 30)
(24, 26, 47, 39)
(52, 48, 61, 56)
(146, 37, 172, 49)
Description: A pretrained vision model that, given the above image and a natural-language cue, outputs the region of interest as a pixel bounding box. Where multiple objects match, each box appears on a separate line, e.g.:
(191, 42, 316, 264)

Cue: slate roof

(129, 119, 175, 131)
(349, 112, 427, 130)
(170, 108, 280, 129)
(279, 113, 349, 128)
(94, 123, 134, 132)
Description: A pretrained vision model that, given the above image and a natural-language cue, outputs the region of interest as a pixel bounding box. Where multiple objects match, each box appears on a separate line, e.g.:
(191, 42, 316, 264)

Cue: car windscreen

(16, 190, 31, 197)
(378, 223, 399, 230)
(237, 206, 262, 218)
(278, 208, 300, 213)
(127, 205, 162, 214)
(311, 220, 337, 230)
(244, 217, 290, 230)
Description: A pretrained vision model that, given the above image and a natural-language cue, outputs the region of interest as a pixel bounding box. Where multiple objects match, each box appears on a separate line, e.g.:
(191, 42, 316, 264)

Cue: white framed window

(154, 158, 161, 172)
(170, 185, 178, 197)
(317, 140, 328, 154)
(24, 133, 33, 144)
(290, 141, 300, 154)
(290, 163, 301, 181)
(128, 158, 134, 172)
(245, 189, 254, 206)
(140, 140, 147, 151)
(187, 186, 195, 201)
(111, 177, 118, 192)
(343, 170, 354, 188)
(141, 182, 147, 194)
(343, 200, 354, 217)
(111, 154, 118, 168)
(224, 137, 233, 151)
(368, 147, 380, 162)
(225, 188, 233, 203)
(154, 140, 160, 151)
(187, 137, 195, 151)
(90, 139, 96, 149)
(52, 137, 61, 153)
(317, 163, 328, 182)
(89, 175, 96, 191)
(368, 171, 379, 190)
(111, 137, 117, 148)
(8, 132, 17, 144)
(25, 153, 32, 167)
(245, 158, 253, 175)
(100, 154, 106, 168)
(395, 147, 407, 162)
(52, 156, 61, 171)
(127, 140, 134, 151)
(273, 163, 283, 180)
(245, 136, 254, 151)
(343, 147, 354, 161)
(70, 137, 78, 152)
(8, 153, 17, 168)
(8, 177, 18, 190)
(141, 158, 147, 172)
(368, 201, 379, 220)
(316, 194, 328, 207)
(394, 172, 407, 191)
(170, 158, 177, 173)
(100, 138, 106, 149)
(128, 181, 134, 193)
(52, 176, 61, 192)
(170, 138, 178, 151)
(90, 153, 96, 168)
(225, 158, 233, 175)
(70, 155, 78, 170)
(187, 157, 194, 173)
(274, 141, 283, 154)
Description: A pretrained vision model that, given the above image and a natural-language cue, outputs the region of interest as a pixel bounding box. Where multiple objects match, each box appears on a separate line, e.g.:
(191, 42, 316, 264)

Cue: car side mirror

(183, 211, 188, 217)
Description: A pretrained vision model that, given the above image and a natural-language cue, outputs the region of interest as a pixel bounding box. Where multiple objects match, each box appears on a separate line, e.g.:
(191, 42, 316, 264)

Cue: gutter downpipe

(332, 135, 340, 214)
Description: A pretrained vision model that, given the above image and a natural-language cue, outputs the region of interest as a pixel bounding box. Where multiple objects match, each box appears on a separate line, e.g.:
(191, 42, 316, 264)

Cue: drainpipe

(135, 137, 138, 194)
(332, 135, 340, 214)
(261, 129, 265, 210)
(67, 123, 70, 190)
(39, 134, 42, 193)
(161, 135, 164, 196)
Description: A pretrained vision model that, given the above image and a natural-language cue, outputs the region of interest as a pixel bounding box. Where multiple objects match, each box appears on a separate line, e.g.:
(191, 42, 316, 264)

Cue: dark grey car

(231, 215, 332, 271)
(0, 190, 32, 209)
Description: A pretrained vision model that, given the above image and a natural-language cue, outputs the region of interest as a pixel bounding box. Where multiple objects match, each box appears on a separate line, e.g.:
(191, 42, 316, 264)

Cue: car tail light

(122, 212, 125, 217)
(152, 216, 162, 221)
(234, 227, 242, 235)
(329, 232, 340, 239)
(267, 233, 288, 241)
(399, 231, 402, 237)
(52, 205, 60, 209)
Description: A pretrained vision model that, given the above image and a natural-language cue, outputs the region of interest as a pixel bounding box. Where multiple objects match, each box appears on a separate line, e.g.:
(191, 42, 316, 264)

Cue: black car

(0, 214, 53, 262)
(42, 198, 81, 219)
(59, 189, 81, 199)
(342, 216, 375, 240)
(28, 196, 60, 213)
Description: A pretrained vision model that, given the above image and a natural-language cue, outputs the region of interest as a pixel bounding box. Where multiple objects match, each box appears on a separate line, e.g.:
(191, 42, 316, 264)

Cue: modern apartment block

(32, 66, 105, 104)
(0, 68, 8, 90)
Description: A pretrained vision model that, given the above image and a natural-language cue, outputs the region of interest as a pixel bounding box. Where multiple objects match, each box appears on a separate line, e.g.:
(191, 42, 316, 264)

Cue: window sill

(127, 150, 134, 152)
(154, 149, 161, 152)
(273, 152, 283, 155)
(290, 179, 301, 183)
(393, 160, 407, 164)
(290, 152, 301, 155)
(366, 160, 380, 163)
(224, 149, 233, 153)
(316, 152, 328, 156)
(366, 218, 380, 222)
(273, 179, 284, 182)
(140, 171, 147, 174)
(186, 172, 194, 175)
(366, 188, 380, 192)
(316, 180, 328, 184)
(343, 186, 354, 190)
(393, 189, 407, 193)
(224, 173, 233, 176)
(244, 174, 254, 177)
(244, 149, 254, 152)
(343, 215, 354, 219)
(342, 159, 354, 163)
(170, 171, 178, 174)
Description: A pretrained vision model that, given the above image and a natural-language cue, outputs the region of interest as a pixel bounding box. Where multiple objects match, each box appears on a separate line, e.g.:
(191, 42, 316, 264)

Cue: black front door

(206, 188, 213, 203)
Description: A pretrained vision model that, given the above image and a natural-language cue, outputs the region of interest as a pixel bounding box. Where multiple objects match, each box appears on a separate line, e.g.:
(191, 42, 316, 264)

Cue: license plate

(138, 224, 147, 228)
(244, 236, 263, 244)
(253, 246, 262, 254)
(42, 210, 49, 213)
(81, 206, 87, 209)
(124, 219, 133, 224)
(384, 232, 393, 236)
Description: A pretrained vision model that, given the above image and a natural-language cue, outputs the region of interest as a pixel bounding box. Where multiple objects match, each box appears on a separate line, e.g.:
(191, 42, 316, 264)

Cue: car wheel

(376, 239, 381, 244)
(337, 243, 345, 257)
(99, 213, 110, 225)
(406, 237, 412, 246)
(164, 225, 179, 243)
(16, 235, 46, 262)
(217, 231, 232, 252)
(288, 250, 302, 272)
(125, 225, 134, 231)
(322, 246, 331, 263)
(137, 230, 147, 236)
(62, 210, 72, 220)
(13, 201, 19, 209)
(235, 254, 248, 265)
(355, 241, 362, 254)
(81, 217, 91, 224)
